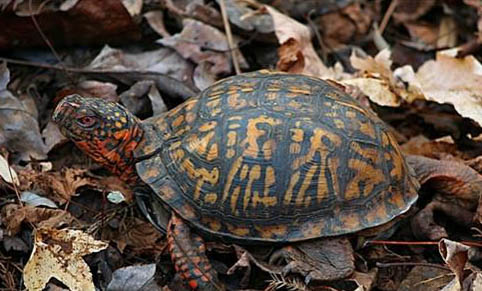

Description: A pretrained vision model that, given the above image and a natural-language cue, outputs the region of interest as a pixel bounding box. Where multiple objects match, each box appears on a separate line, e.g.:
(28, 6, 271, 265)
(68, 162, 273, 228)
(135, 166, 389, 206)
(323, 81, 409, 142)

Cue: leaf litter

(0, 0, 481, 290)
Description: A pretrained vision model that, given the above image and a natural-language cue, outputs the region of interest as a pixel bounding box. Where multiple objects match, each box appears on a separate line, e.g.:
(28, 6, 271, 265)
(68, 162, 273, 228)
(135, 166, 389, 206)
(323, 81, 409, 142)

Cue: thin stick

(367, 240, 482, 248)
(219, 0, 241, 74)
(376, 262, 451, 271)
(379, 0, 399, 35)
(28, 0, 74, 83)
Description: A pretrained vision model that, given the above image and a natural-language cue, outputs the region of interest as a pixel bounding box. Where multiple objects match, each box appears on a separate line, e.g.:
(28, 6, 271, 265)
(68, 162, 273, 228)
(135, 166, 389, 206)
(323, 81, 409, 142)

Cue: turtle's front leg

(167, 213, 225, 291)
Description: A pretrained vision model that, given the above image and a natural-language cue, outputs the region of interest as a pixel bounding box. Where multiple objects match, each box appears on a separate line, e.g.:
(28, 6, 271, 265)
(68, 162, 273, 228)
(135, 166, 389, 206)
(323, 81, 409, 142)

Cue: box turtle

(53, 70, 419, 290)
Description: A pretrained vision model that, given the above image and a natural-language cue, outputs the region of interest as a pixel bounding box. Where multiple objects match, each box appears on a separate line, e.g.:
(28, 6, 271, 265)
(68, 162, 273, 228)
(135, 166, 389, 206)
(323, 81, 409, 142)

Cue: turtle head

(53, 94, 143, 183)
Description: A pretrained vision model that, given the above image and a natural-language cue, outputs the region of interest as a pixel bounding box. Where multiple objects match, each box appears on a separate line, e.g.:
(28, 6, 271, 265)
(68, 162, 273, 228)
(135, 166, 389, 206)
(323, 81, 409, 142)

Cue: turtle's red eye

(77, 116, 96, 127)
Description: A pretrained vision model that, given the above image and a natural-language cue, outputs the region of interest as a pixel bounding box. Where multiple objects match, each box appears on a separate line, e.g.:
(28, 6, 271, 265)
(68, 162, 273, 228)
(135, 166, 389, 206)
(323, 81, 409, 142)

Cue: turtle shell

(134, 70, 419, 243)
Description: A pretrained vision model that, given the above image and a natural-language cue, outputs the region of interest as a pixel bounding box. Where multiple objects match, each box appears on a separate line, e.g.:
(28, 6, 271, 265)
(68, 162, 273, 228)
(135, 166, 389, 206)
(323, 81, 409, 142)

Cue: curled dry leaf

(102, 218, 164, 254)
(20, 191, 58, 208)
(0, 0, 140, 50)
(23, 228, 108, 291)
(1, 204, 75, 236)
(313, 2, 372, 50)
(349, 269, 378, 291)
(464, 0, 482, 41)
(158, 18, 248, 76)
(0, 62, 47, 161)
(266, 5, 341, 79)
(401, 135, 458, 158)
(120, 0, 143, 17)
(343, 49, 402, 107)
(439, 239, 470, 289)
(77, 80, 119, 102)
(413, 50, 482, 126)
(17, 168, 95, 204)
(0, 154, 19, 185)
(119, 80, 156, 116)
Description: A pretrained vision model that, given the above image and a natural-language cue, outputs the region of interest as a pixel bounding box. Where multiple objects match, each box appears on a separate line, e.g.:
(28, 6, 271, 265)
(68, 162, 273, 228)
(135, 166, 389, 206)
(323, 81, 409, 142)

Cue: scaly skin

(168, 214, 224, 291)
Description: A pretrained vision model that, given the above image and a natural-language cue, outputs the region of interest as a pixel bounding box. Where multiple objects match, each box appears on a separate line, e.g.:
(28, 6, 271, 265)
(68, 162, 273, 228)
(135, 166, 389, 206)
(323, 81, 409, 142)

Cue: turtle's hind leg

(167, 213, 225, 291)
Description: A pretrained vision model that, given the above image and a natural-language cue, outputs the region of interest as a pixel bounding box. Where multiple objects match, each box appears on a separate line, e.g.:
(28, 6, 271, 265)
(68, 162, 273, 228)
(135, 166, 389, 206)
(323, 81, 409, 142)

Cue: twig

(366, 240, 482, 248)
(307, 9, 328, 63)
(376, 262, 451, 271)
(379, 0, 399, 35)
(219, 0, 241, 74)
(28, 0, 74, 84)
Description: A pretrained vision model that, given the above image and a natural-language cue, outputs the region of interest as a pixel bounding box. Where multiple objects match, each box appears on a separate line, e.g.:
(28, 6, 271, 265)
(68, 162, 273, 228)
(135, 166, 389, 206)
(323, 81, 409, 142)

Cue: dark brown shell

(134, 70, 419, 243)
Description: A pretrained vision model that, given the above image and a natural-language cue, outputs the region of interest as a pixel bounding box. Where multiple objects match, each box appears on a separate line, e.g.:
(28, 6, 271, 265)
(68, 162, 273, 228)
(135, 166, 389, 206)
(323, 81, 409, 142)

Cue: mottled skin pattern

(53, 70, 419, 290)
(168, 213, 222, 291)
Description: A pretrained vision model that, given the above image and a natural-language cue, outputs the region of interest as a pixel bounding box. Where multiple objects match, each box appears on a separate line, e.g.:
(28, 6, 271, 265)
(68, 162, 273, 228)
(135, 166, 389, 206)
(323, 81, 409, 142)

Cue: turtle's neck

(74, 122, 144, 185)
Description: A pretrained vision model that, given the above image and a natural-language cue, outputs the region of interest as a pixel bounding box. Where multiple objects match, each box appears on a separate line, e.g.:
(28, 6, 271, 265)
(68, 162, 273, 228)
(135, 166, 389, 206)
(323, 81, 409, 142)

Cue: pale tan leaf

(0, 154, 19, 185)
(415, 51, 482, 126)
(23, 228, 108, 291)
(342, 78, 400, 107)
(121, 0, 142, 17)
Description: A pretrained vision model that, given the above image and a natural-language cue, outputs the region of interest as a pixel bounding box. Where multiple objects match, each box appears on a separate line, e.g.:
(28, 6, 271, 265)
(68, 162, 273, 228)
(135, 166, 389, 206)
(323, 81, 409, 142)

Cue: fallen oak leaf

(266, 5, 342, 80)
(23, 228, 108, 291)
(1, 204, 76, 236)
(413, 50, 482, 126)
(0, 62, 47, 161)
(157, 18, 248, 75)
(439, 239, 470, 290)
(17, 168, 95, 204)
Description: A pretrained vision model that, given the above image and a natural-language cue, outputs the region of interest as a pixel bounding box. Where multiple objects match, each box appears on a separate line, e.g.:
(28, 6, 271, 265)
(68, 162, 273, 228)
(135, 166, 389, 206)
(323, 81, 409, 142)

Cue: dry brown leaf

(393, 0, 436, 23)
(343, 49, 402, 106)
(1, 204, 75, 236)
(0, 63, 47, 161)
(77, 80, 118, 102)
(157, 18, 248, 75)
(102, 217, 163, 254)
(350, 49, 394, 84)
(403, 21, 439, 50)
(313, 2, 372, 51)
(266, 5, 339, 79)
(23, 228, 108, 291)
(398, 265, 452, 291)
(87, 45, 194, 86)
(439, 239, 470, 289)
(414, 50, 482, 126)
(350, 269, 378, 291)
(464, 0, 482, 41)
(18, 168, 94, 204)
